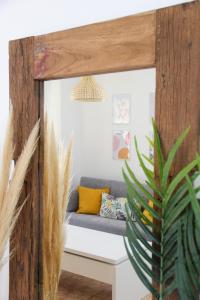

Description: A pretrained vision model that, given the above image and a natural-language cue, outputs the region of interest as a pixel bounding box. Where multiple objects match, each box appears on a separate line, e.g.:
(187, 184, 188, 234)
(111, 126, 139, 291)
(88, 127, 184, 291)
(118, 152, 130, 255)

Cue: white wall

(45, 79, 83, 187)
(0, 0, 193, 299)
(44, 80, 62, 139)
(80, 70, 155, 182)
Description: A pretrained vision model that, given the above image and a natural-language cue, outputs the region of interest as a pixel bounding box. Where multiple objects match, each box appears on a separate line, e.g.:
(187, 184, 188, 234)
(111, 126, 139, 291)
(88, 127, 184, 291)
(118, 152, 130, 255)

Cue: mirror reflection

(44, 68, 155, 300)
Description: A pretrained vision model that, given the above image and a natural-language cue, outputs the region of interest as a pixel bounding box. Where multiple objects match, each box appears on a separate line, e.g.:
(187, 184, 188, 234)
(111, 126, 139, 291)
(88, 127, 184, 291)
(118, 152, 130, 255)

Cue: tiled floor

(58, 271, 112, 300)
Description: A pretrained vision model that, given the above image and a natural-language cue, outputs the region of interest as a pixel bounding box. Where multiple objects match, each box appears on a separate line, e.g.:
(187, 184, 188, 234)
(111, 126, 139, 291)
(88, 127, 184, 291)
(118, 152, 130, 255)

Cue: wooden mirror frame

(9, 1, 200, 299)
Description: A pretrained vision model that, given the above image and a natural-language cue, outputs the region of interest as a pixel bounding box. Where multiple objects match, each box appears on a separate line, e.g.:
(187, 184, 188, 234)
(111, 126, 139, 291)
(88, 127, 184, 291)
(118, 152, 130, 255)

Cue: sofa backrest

(80, 176, 127, 197)
(67, 176, 127, 212)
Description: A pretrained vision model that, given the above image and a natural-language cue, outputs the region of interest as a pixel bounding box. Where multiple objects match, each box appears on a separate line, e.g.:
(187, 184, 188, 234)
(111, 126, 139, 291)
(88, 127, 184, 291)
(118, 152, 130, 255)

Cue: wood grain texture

(34, 12, 156, 80)
(155, 2, 200, 300)
(58, 271, 112, 300)
(155, 1, 200, 177)
(9, 37, 43, 300)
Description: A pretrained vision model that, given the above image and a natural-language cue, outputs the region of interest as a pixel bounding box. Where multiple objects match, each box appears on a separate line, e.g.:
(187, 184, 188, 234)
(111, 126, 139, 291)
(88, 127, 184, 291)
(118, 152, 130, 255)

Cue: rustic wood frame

(9, 1, 200, 299)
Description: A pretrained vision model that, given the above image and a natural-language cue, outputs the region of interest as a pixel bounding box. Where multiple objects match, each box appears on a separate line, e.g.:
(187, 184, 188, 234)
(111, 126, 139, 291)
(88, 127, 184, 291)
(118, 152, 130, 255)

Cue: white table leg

(112, 260, 148, 300)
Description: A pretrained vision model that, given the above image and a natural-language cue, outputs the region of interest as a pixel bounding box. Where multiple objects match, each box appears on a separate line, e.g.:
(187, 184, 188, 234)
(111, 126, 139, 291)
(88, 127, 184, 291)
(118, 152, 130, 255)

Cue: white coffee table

(62, 224, 148, 300)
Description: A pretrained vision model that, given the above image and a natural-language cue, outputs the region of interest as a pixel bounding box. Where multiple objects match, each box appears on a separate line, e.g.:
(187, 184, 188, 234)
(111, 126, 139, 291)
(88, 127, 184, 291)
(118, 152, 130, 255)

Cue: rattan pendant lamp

(71, 76, 106, 102)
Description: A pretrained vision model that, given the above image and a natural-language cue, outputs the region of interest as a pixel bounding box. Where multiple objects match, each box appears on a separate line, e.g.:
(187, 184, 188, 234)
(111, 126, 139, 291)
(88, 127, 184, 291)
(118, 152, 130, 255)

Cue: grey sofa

(67, 176, 127, 236)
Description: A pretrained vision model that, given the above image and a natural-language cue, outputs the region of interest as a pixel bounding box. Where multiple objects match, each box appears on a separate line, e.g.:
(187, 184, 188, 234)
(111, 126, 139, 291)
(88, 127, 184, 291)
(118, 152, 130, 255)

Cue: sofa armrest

(67, 190, 79, 212)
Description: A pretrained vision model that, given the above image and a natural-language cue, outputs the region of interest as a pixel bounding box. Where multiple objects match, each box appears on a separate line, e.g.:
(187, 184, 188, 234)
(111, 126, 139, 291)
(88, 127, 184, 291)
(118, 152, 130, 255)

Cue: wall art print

(113, 130, 130, 160)
(112, 94, 131, 124)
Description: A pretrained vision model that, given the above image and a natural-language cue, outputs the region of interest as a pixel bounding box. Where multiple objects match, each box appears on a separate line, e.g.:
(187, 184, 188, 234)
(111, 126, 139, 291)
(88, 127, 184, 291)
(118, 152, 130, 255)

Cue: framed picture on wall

(112, 94, 131, 124)
(112, 130, 130, 160)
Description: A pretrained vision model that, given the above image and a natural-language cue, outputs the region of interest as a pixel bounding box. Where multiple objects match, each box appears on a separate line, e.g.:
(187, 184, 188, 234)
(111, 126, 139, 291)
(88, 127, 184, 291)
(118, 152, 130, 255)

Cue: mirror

(44, 68, 155, 299)
(45, 69, 155, 184)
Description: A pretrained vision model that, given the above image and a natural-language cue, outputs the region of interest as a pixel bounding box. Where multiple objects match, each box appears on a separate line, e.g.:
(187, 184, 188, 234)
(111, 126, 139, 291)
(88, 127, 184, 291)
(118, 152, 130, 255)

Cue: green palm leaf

(174, 175, 200, 298)
(146, 134, 154, 149)
(161, 127, 190, 192)
(123, 170, 161, 221)
(183, 213, 200, 291)
(124, 161, 162, 208)
(186, 174, 200, 228)
(123, 124, 199, 300)
(152, 120, 164, 180)
(134, 136, 161, 196)
(163, 159, 198, 207)
(163, 194, 190, 233)
(124, 238, 160, 299)
(125, 204, 161, 258)
(142, 154, 154, 166)
(175, 212, 200, 300)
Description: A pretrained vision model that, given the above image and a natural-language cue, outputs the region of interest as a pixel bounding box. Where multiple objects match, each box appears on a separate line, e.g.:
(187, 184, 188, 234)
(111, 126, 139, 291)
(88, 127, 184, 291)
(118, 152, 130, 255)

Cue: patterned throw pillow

(116, 197, 127, 220)
(99, 193, 127, 220)
(99, 193, 117, 219)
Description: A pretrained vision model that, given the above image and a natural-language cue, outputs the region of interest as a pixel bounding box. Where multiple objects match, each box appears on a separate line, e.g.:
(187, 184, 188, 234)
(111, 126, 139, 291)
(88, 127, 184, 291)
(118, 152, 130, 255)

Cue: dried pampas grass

(43, 117, 73, 300)
(0, 110, 39, 269)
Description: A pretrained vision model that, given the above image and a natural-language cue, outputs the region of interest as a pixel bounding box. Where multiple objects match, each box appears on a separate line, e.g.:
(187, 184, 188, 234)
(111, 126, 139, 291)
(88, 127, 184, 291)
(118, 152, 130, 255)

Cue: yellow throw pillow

(143, 200, 153, 224)
(77, 186, 110, 214)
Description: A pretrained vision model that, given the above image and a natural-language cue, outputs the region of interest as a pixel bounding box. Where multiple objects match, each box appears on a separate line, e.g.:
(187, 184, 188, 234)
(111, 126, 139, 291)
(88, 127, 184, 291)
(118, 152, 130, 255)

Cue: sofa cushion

(99, 193, 117, 219)
(100, 193, 127, 220)
(67, 212, 126, 236)
(77, 186, 110, 214)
